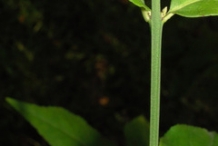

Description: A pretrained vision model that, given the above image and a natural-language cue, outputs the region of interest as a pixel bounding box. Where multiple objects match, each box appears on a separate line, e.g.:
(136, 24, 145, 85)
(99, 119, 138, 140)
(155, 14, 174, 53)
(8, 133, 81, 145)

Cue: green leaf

(124, 115, 149, 146)
(6, 97, 116, 146)
(159, 124, 218, 146)
(129, 0, 151, 11)
(168, 0, 218, 17)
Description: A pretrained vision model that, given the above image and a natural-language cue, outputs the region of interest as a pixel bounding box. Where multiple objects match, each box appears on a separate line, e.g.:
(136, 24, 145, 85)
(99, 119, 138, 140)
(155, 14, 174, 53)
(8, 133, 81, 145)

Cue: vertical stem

(149, 0, 163, 146)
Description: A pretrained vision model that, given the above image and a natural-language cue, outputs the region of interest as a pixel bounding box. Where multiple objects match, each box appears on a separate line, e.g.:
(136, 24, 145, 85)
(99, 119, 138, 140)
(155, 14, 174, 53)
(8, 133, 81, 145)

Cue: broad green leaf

(6, 97, 116, 146)
(159, 124, 218, 146)
(129, 0, 151, 11)
(124, 115, 149, 146)
(168, 0, 218, 17)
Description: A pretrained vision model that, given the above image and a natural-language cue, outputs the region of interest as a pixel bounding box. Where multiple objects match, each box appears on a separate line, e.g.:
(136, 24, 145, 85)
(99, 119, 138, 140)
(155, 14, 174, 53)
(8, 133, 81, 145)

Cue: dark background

(1, 0, 218, 145)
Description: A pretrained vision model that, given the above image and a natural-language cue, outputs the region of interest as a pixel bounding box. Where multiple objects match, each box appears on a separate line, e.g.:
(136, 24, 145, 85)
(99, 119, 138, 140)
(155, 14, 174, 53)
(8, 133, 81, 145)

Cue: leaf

(6, 97, 116, 146)
(124, 115, 149, 146)
(168, 0, 218, 17)
(159, 124, 218, 146)
(129, 0, 151, 11)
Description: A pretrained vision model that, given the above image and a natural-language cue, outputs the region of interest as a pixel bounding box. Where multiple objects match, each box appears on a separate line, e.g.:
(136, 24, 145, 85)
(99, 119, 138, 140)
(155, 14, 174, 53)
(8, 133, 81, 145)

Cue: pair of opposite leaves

(130, 0, 218, 22)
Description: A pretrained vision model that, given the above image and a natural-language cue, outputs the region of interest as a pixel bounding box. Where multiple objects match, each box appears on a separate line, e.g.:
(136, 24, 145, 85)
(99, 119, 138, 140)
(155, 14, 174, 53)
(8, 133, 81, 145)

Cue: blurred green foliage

(1, 0, 218, 145)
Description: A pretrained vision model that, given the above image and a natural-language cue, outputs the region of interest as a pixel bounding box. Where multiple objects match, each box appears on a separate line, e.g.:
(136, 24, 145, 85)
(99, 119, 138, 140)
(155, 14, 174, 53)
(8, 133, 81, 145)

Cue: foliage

(130, 0, 218, 145)
(160, 125, 218, 146)
(6, 98, 218, 146)
(124, 116, 149, 146)
(1, 0, 218, 145)
(6, 98, 151, 146)
(168, 0, 218, 17)
(6, 98, 116, 146)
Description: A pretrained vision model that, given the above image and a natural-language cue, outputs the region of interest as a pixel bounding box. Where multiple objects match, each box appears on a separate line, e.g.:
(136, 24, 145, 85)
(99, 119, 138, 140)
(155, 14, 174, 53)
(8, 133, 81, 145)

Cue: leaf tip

(5, 97, 13, 104)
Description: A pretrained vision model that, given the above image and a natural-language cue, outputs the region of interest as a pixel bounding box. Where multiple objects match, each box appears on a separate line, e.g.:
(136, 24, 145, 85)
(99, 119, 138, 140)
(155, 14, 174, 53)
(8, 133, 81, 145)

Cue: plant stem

(149, 0, 163, 145)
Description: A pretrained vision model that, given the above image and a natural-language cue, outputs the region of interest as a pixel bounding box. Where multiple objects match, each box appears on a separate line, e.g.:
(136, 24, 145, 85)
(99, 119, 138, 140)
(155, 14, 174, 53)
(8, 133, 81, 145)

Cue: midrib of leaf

(24, 110, 87, 146)
(169, 0, 200, 13)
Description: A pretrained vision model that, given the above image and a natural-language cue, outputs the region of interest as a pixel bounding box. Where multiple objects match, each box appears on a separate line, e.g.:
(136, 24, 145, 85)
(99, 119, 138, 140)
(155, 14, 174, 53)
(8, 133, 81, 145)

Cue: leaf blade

(6, 97, 116, 146)
(159, 124, 218, 146)
(169, 0, 218, 17)
(124, 115, 149, 146)
(129, 0, 151, 11)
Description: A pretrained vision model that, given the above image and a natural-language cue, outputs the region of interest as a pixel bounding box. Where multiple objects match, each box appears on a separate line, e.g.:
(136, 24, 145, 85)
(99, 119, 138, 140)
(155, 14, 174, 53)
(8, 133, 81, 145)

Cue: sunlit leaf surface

(169, 0, 218, 17)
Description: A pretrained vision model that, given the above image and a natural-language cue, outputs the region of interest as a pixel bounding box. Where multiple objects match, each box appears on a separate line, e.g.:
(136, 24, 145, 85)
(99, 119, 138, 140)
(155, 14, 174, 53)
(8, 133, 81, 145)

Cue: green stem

(149, 0, 163, 146)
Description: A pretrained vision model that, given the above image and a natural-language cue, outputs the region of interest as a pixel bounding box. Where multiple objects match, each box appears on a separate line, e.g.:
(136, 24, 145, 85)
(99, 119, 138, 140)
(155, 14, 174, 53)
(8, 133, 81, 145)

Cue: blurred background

(1, 0, 218, 145)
